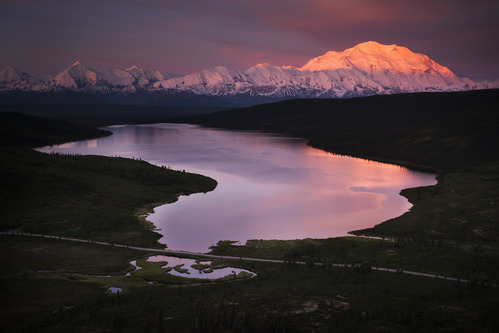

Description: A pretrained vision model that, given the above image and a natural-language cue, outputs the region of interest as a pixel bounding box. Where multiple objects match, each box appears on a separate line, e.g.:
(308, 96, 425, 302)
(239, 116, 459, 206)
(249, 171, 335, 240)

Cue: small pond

(140, 255, 255, 280)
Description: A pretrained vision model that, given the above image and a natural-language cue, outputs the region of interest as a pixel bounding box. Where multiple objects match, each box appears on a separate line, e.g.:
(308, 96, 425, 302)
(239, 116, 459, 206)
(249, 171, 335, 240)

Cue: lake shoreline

(1, 89, 498, 331)
(39, 123, 436, 252)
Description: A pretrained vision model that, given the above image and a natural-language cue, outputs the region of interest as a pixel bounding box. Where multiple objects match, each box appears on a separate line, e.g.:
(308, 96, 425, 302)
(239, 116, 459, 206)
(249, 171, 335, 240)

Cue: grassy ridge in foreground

(1, 91, 498, 332)
(2, 236, 498, 332)
(0, 147, 217, 247)
(0, 112, 217, 247)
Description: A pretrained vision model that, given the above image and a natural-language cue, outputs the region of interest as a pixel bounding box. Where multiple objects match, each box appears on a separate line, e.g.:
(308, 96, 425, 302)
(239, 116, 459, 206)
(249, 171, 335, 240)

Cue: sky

(1, 0, 498, 81)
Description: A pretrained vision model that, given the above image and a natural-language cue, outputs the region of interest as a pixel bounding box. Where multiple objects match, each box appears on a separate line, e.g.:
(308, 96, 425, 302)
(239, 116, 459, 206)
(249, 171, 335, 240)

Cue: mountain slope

(52, 61, 99, 89)
(300, 41, 471, 92)
(0, 67, 46, 91)
(1, 42, 497, 105)
(183, 89, 499, 171)
(0, 111, 110, 147)
(149, 41, 494, 99)
(50, 62, 182, 92)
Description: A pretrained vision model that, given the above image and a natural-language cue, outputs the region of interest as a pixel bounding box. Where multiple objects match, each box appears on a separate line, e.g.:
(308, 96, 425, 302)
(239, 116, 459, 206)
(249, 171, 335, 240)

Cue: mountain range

(1, 41, 497, 106)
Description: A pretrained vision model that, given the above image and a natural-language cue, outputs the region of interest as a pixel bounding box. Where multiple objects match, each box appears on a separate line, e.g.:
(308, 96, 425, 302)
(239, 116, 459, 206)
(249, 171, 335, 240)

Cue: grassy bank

(0, 112, 218, 331)
(0, 112, 217, 247)
(1, 88, 499, 332)
(2, 236, 498, 332)
(0, 147, 217, 247)
(183, 90, 499, 241)
(183, 89, 499, 172)
(185, 89, 499, 325)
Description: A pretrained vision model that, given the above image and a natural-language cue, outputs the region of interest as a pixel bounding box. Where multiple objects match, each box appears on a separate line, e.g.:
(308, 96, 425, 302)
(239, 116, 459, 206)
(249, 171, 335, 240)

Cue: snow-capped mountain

(0, 66, 46, 91)
(151, 41, 490, 99)
(50, 61, 181, 92)
(0, 66, 36, 82)
(1, 41, 497, 106)
(52, 61, 99, 89)
(299, 41, 472, 94)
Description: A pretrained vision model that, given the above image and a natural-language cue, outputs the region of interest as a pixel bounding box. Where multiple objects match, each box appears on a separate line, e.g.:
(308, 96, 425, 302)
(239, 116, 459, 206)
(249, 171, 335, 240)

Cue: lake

(39, 123, 436, 252)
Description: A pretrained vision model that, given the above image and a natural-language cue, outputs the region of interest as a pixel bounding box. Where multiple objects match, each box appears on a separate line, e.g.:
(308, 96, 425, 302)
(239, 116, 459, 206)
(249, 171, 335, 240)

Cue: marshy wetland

(1, 90, 498, 331)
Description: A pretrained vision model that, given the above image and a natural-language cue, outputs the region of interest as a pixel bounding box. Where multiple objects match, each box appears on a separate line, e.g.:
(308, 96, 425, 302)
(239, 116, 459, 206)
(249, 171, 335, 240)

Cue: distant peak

(299, 41, 448, 73)
(0, 66, 32, 82)
(72, 61, 83, 66)
(357, 40, 382, 47)
(125, 65, 140, 72)
(355, 40, 386, 47)
(1, 66, 22, 74)
(348, 41, 400, 54)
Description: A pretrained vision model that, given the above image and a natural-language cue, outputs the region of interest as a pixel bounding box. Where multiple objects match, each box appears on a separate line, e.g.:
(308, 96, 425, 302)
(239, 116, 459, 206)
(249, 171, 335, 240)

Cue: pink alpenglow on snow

(1, 42, 496, 101)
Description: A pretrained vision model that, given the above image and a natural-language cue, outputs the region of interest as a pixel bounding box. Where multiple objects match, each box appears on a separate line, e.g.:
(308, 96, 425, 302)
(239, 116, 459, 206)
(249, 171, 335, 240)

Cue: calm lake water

(39, 123, 436, 252)
(145, 255, 255, 279)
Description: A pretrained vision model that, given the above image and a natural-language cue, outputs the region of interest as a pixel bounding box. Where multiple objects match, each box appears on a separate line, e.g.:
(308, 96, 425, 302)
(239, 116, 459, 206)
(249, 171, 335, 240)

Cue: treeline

(0, 115, 216, 246)
(44, 152, 211, 187)
(0, 111, 111, 148)
(209, 234, 498, 288)
(36, 260, 499, 332)
(183, 89, 499, 172)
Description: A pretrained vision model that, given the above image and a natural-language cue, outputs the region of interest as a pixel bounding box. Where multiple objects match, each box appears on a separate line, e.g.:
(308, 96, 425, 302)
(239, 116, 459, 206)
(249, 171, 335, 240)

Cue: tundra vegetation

(1, 90, 498, 332)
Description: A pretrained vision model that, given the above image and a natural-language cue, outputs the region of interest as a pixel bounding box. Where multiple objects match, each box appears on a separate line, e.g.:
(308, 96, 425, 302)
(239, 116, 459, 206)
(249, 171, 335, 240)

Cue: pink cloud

(1, 0, 497, 81)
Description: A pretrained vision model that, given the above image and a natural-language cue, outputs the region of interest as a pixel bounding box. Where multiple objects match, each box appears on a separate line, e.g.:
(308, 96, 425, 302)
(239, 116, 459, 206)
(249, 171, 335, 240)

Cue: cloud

(1, 0, 497, 80)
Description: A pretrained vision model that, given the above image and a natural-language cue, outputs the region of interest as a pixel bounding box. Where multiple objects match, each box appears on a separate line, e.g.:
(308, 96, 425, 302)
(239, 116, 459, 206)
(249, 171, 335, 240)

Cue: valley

(3, 0, 498, 330)
(0, 90, 498, 331)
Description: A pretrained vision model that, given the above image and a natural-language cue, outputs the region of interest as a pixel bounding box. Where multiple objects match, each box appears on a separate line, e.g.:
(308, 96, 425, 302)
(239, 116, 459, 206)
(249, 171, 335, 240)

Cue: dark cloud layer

(1, 0, 497, 81)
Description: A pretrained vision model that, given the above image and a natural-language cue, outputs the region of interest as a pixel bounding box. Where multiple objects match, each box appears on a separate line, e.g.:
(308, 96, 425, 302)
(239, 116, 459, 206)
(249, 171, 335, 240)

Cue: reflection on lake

(39, 123, 436, 252)
(145, 255, 255, 279)
(109, 287, 122, 294)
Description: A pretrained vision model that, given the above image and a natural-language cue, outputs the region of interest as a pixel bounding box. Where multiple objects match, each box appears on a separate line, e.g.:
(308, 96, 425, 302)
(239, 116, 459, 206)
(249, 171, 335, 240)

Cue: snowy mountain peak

(300, 41, 455, 78)
(149, 41, 495, 99)
(52, 61, 98, 88)
(349, 41, 397, 54)
(253, 63, 272, 68)
(2, 41, 496, 104)
(155, 65, 246, 92)
(0, 66, 45, 91)
(49, 62, 184, 90)
(0, 66, 33, 82)
(125, 65, 182, 82)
